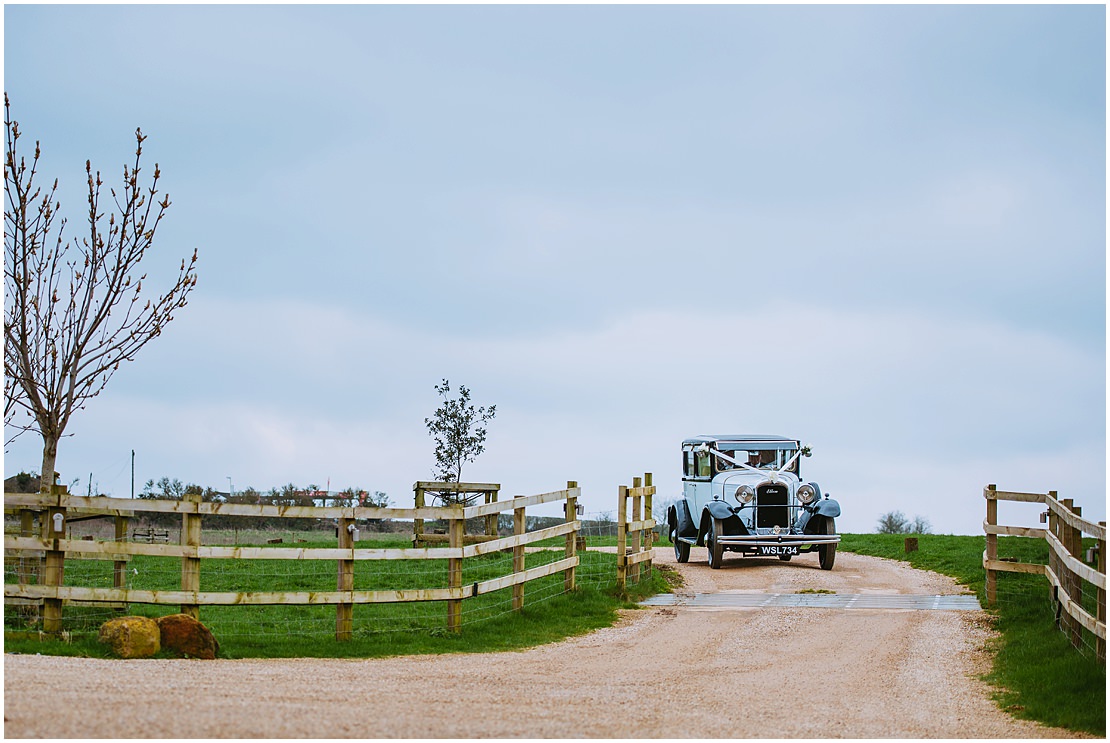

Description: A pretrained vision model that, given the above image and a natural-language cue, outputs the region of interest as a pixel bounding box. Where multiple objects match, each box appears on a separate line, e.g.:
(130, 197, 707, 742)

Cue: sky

(3, 4, 1105, 535)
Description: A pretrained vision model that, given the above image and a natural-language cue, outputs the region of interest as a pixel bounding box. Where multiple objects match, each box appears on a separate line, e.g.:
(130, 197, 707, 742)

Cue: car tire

(706, 518, 724, 569)
(819, 517, 837, 571)
(672, 525, 690, 563)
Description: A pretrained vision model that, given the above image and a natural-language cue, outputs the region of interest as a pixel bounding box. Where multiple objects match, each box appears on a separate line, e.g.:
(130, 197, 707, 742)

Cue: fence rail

(4, 482, 580, 639)
(983, 484, 1106, 662)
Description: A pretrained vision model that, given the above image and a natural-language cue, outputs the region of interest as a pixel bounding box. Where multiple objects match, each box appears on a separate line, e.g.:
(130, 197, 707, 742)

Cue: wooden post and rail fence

(983, 484, 1106, 663)
(617, 473, 655, 591)
(4, 481, 581, 639)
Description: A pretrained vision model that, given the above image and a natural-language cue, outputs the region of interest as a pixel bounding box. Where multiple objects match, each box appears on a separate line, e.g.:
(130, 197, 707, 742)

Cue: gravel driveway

(3, 548, 1091, 738)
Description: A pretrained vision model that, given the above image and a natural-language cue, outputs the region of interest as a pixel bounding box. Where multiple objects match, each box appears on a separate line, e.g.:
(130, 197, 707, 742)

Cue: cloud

(11, 296, 1098, 535)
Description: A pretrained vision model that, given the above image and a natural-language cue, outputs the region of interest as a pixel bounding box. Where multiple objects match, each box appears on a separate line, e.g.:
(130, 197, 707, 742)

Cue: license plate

(759, 545, 799, 556)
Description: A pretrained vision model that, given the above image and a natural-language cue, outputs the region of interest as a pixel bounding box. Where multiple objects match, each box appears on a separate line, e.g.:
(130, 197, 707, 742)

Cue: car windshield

(718, 446, 798, 472)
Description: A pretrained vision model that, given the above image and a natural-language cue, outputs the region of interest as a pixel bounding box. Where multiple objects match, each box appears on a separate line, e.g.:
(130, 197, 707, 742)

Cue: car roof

(681, 434, 799, 447)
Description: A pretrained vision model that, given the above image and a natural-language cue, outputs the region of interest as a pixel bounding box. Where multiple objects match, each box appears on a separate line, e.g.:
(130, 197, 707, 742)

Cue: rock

(98, 616, 161, 658)
(156, 614, 219, 659)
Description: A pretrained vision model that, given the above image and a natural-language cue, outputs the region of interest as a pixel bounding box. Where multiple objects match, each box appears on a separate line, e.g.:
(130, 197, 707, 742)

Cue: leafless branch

(3, 93, 198, 479)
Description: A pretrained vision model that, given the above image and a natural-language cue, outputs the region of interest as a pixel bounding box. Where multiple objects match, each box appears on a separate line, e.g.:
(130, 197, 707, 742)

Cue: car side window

(696, 451, 711, 478)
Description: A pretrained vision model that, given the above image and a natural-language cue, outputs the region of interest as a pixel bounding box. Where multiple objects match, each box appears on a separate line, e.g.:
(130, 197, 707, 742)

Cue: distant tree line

(134, 477, 394, 531)
(876, 510, 932, 535)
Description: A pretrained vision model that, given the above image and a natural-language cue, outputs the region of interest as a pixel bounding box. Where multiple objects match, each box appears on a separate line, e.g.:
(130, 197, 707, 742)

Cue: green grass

(841, 533, 1105, 736)
(4, 538, 674, 660)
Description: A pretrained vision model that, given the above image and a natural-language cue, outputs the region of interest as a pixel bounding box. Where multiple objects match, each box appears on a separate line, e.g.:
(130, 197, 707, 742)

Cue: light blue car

(669, 434, 841, 570)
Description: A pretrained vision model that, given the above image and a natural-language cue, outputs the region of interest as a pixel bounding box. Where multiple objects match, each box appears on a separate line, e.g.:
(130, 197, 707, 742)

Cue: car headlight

(796, 484, 818, 505)
(734, 485, 755, 504)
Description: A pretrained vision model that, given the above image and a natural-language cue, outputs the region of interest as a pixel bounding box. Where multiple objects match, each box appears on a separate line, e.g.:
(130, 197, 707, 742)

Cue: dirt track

(3, 547, 1091, 738)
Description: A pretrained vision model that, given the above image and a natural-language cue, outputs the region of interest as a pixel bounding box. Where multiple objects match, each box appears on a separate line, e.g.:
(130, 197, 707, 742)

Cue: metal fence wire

(3, 500, 653, 640)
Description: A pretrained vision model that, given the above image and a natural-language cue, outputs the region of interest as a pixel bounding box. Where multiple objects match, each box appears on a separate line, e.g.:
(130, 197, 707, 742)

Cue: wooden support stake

(1047, 491, 1059, 621)
(485, 488, 499, 538)
(617, 485, 628, 591)
(336, 516, 354, 641)
(1058, 498, 1076, 645)
(632, 476, 643, 585)
(180, 493, 202, 620)
(413, 485, 426, 548)
(513, 498, 526, 612)
(447, 511, 464, 633)
(1098, 521, 1106, 664)
(1064, 502, 1082, 649)
(114, 514, 129, 607)
(644, 473, 654, 577)
(565, 481, 578, 592)
(985, 484, 997, 607)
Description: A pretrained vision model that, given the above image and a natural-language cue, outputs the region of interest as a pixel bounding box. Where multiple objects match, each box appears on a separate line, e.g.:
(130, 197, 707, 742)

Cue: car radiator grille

(756, 485, 790, 529)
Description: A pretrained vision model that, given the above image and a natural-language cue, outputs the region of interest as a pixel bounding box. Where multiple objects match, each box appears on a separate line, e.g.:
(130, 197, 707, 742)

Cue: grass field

(4, 533, 672, 660)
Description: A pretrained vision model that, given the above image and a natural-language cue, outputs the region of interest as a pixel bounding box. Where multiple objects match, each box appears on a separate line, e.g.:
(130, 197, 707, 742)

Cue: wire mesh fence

(3, 500, 644, 642)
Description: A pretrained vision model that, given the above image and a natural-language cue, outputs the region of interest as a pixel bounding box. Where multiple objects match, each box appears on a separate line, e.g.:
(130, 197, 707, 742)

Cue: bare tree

(908, 515, 933, 535)
(4, 95, 198, 486)
(424, 379, 496, 504)
(876, 510, 933, 534)
(876, 510, 910, 534)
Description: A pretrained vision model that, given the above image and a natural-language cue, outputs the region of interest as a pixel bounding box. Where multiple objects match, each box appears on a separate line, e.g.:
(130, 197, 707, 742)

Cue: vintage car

(668, 434, 841, 570)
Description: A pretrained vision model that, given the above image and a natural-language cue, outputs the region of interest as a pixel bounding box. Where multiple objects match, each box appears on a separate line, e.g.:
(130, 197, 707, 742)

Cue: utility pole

(131, 450, 135, 499)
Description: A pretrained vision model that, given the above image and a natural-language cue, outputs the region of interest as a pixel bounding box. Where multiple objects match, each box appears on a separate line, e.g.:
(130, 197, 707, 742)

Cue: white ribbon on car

(706, 446, 804, 485)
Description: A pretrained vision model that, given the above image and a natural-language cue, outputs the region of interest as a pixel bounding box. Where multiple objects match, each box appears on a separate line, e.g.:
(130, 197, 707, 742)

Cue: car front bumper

(715, 533, 840, 548)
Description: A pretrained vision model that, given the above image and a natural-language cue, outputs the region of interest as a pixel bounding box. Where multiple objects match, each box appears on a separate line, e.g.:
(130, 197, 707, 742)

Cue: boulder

(98, 616, 161, 659)
(156, 613, 219, 659)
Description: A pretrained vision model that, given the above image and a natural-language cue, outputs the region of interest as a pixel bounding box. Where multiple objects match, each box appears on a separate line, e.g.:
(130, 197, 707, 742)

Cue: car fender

(706, 500, 735, 522)
(671, 499, 698, 540)
(813, 498, 841, 519)
(698, 501, 748, 543)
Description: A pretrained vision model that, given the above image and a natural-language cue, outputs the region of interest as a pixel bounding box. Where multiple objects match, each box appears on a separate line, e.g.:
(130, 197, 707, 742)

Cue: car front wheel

(706, 518, 724, 569)
(819, 517, 837, 571)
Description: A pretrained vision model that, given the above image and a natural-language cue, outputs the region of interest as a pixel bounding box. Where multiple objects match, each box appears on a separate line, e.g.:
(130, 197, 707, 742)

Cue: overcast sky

(4, 4, 1105, 535)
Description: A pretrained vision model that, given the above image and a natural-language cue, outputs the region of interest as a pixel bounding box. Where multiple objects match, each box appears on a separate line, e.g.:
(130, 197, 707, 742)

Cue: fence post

(113, 514, 129, 607)
(41, 485, 67, 636)
(632, 477, 643, 584)
(447, 508, 464, 633)
(617, 485, 628, 591)
(565, 481, 577, 592)
(1098, 521, 1106, 663)
(336, 515, 354, 641)
(180, 493, 202, 620)
(644, 473, 654, 578)
(513, 497, 526, 612)
(1057, 498, 1077, 646)
(1065, 502, 1083, 650)
(1047, 491, 1059, 624)
(486, 487, 499, 539)
(985, 484, 997, 607)
(413, 484, 425, 548)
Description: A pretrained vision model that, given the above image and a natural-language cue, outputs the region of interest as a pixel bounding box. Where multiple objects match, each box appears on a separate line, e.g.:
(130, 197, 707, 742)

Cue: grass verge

(841, 533, 1105, 736)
